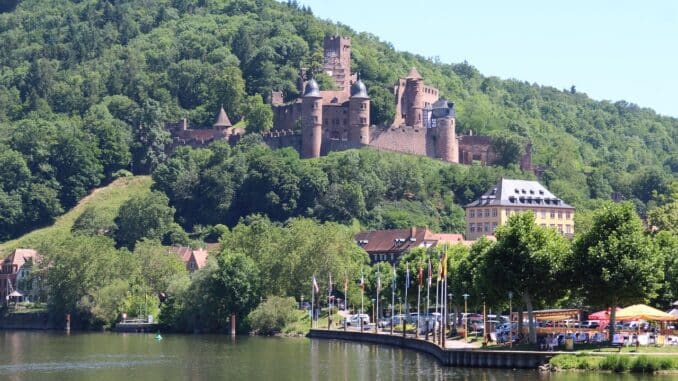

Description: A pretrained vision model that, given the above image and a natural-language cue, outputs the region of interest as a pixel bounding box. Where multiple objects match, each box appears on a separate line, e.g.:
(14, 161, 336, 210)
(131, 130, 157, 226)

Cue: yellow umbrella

(615, 304, 677, 321)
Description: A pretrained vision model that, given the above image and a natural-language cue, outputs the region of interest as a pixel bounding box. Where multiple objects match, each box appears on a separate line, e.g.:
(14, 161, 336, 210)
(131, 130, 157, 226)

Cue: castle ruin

(167, 35, 532, 171)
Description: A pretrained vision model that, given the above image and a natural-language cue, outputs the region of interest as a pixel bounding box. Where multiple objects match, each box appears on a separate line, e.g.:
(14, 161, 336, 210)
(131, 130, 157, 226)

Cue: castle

(167, 36, 532, 171)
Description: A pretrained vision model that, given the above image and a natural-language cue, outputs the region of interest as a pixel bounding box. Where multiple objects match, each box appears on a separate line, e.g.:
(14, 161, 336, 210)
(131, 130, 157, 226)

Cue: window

(470, 223, 476, 232)
(484, 223, 490, 232)
(550, 224, 555, 228)
(360, 117, 367, 124)
(566, 224, 572, 234)
(492, 222, 498, 231)
(484, 209, 490, 217)
(566, 212, 571, 220)
(541, 223, 546, 227)
(541, 210, 546, 219)
(492, 209, 498, 217)
(361, 103, 366, 110)
(550, 210, 555, 218)
(470, 210, 475, 218)
(558, 212, 563, 219)
(558, 224, 563, 233)
(505, 209, 510, 216)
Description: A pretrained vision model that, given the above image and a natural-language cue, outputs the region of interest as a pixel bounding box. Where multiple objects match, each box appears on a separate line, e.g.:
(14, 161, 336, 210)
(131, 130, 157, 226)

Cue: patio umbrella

(8, 290, 23, 298)
(668, 309, 678, 318)
(615, 304, 677, 321)
(588, 308, 620, 320)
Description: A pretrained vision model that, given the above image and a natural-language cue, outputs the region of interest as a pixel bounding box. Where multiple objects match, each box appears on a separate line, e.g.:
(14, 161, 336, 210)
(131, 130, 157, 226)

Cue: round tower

(432, 99, 458, 163)
(349, 79, 370, 146)
(301, 79, 322, 158)
(405, 67, 424, 128)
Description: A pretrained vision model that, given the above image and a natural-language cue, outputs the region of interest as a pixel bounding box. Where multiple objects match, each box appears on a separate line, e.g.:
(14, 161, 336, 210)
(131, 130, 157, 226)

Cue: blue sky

(298, 0, 678, 117)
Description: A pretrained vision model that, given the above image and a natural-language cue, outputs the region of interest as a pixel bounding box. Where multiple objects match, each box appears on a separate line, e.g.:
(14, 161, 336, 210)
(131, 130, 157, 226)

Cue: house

(355, 227, 472, 265)
(169, 246, 211, 273)
(0, 249, 40, 304)
(464, 178, 575, 240)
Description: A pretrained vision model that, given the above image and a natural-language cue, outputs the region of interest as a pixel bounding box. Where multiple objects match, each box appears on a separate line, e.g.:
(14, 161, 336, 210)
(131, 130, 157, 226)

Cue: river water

(0, 331, 672, 380)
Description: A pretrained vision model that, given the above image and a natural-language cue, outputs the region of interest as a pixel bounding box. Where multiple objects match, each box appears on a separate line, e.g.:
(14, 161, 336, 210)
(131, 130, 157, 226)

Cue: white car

(346, 314, 370, 326)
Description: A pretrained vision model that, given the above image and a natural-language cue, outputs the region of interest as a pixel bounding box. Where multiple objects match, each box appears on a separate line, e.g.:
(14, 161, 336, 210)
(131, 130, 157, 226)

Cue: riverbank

(308, 329, 678, 374)
(307, 329, 554, 368)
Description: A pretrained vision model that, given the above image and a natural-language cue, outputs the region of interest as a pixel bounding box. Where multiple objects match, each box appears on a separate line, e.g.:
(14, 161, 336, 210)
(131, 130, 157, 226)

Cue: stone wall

(307, 329, 554, 369)
(368, 125, 437, 158)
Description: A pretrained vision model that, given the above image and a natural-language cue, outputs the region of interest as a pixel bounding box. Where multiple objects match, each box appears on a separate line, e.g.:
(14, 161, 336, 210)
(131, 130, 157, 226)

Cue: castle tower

(432, 99, 458, 163)
(323, 35, 352, 94)
(405, 67, 424, 128)
(301, 79, 322, 158)
(213, 106, 233, 137)
(349, 79, 370, 146)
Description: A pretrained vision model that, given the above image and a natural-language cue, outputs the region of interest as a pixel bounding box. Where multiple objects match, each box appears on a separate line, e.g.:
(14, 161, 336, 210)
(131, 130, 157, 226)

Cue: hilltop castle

(167, 36, 532, 171)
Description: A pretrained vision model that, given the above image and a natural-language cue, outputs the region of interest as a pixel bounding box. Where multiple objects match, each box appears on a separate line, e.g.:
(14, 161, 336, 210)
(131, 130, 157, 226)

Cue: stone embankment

(307, 329, 554, 369)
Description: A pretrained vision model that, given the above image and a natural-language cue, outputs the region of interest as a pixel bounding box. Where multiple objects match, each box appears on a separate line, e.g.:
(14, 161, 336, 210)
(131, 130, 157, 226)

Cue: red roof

(2, 249, 38, 272)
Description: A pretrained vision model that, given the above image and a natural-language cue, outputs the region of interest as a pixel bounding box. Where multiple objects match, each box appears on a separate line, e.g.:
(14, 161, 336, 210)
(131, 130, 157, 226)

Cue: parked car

(346, 314, 370, 326)
(581, 320, 600, 329)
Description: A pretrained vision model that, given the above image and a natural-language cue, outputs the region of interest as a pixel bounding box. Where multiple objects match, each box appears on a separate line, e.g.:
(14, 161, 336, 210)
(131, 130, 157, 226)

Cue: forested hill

(0, 0, 675, 241)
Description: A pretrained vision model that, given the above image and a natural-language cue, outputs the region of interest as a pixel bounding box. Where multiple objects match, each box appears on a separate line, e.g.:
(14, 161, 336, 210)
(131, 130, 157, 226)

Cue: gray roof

(303, 79, 320, 97)
(350, 79, 369, 98)
(465, 178, 574, 209)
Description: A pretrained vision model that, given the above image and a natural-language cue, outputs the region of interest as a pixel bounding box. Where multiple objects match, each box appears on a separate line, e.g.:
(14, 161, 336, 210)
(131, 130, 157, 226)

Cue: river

(0, 331, 672, 380)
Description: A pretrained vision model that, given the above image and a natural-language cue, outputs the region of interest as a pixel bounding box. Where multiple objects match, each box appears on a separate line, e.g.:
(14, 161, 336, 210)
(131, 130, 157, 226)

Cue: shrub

(550, 355, 578, 370)
(247, 296, 298, 336)
(599, 355, 630, 372)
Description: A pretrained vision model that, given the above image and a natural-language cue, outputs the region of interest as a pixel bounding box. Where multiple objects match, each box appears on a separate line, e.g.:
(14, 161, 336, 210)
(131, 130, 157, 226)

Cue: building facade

(0, 249, 39, 303)
(355, 227, 469, 265)
(465, 178, 575, 240)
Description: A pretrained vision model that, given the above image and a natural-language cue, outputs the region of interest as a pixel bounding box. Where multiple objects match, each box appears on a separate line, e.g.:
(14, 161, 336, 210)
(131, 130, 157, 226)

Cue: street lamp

(508, 291, 513, 349)
(463, 293, 469, 343)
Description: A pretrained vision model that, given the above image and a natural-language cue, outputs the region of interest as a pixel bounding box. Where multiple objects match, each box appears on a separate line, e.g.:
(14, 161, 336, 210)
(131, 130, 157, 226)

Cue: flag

(441, 249, 448, 278)
(344, 273, 348, 292)
(405, 265, 410, 289)
(312, 275, 319, 293)
(427, 258, 432, 287)
(359, 268, 365, 291)
(418, 262, 423, 286)
(392, 264, 397, 290)
(376, 270, 381, 291)
(437, 259, 443, 283)
(329, 273, 333, 291)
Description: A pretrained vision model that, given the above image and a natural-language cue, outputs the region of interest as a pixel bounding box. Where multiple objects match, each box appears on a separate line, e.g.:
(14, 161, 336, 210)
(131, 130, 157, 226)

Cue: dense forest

(0, 0, 675, 241)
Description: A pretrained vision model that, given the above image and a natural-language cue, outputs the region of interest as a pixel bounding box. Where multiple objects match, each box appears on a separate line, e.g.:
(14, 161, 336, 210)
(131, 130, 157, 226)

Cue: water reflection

(0, 331, 673, 381)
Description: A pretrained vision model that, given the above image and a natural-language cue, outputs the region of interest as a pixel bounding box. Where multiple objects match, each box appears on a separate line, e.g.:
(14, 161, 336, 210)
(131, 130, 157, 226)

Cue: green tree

(481, 212, 570, 343)
(114, 191, 176, 249)
(132, 99, 170, 174)
(571, 202, 663, 340)
(244, 94, 273, 133)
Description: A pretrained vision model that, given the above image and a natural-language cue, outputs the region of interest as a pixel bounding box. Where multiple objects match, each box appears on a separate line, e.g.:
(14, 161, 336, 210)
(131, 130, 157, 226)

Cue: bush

(599, 355, 630, 372)
(247, 296, 298, 336)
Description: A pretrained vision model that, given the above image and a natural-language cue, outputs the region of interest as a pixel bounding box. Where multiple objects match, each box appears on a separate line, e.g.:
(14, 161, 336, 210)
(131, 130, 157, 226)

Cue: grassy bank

(550, 354, 678, 373)
(0, 176, 152, 253)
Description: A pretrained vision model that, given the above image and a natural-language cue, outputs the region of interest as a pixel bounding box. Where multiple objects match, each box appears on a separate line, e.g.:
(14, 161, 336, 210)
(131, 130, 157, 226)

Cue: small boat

(155, 331, 163, 341)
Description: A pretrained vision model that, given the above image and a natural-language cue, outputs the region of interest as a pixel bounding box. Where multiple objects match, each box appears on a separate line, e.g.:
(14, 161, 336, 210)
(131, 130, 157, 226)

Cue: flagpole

(391, 264, 395, 335)
(416, 262, 421, 339)
(435, 265, 440, 345)
(344, 273, 348, 332)
(425, 258, 431, 341)
(360, 269, 364, 333)
(311, 277, 315, 329)
(403, 264, 409, 338)
(375, 270, 380, 334)
(328, 273, 332, 330)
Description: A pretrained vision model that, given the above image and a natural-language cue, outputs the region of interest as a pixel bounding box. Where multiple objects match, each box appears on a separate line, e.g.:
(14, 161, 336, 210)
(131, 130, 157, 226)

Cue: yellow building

(465, 178, 575, 240)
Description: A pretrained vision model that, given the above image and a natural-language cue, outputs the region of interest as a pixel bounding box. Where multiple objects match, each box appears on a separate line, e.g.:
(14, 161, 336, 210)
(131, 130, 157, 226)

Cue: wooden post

(230, 313, 236, 336)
